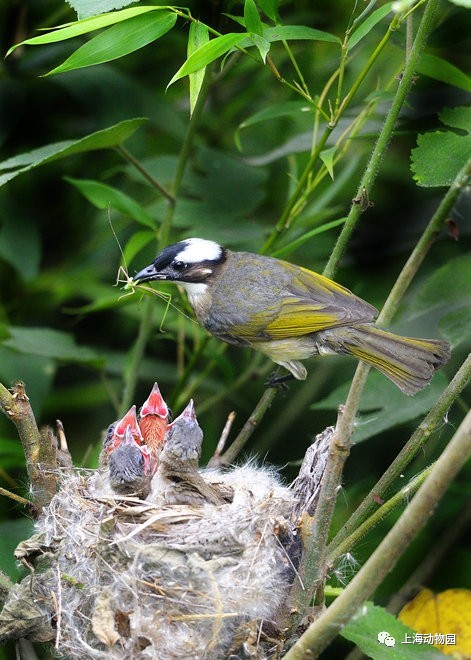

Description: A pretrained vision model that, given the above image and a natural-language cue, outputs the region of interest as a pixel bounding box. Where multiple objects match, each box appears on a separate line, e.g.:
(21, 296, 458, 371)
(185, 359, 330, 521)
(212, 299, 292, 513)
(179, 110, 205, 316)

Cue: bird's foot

(265, 372, 293, 390)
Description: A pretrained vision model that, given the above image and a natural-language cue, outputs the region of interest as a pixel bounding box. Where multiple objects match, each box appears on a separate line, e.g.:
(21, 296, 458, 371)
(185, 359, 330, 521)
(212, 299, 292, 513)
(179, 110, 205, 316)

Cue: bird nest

(0, 384, 330, 659)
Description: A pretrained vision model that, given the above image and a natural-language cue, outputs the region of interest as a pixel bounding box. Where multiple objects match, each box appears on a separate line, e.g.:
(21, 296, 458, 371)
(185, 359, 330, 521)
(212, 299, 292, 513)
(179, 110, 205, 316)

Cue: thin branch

(329, 352, 471, 554)
(0, 382, 58, 512)
(283, 407, 471, 659)
(116, 145, 174, 204)
(324, 1, 440, 280)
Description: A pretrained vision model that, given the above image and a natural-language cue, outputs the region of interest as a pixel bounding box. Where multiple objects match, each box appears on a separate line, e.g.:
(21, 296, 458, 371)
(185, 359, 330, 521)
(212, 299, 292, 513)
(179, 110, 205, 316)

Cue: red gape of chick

(103, 383, 170, 497)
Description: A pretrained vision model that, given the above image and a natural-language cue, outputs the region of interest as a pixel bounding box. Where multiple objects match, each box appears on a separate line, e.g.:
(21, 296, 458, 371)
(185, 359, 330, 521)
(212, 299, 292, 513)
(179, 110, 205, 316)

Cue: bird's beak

(133, 263, 167, 284)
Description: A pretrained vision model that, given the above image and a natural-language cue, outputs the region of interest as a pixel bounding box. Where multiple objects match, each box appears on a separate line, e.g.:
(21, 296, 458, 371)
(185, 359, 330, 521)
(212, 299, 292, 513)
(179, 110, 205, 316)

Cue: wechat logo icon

(378, 631, 396, 647)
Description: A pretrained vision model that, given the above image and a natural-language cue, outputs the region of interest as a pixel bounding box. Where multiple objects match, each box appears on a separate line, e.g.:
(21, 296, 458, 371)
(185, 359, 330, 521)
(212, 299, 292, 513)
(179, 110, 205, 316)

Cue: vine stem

(287, 0, 443, 625)
(283, 406, 471, 659)
(323, 1, 440, 280)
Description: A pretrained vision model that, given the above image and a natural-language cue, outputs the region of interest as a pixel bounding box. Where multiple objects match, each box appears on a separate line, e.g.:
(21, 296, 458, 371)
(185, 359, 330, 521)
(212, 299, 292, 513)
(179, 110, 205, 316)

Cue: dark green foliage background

(0, 0, 470, 656)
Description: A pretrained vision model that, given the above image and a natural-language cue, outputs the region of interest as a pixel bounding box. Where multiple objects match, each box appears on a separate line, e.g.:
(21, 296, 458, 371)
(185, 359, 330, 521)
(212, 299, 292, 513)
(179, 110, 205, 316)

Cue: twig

(0, 381, 58, 512)
(323, 0, 441, 280)
(218, 388, 278, 465)
(283, 407, 471, 658)
(210, 411, 236, 464)
(115, 145, 174, 204)
(289, 0, 447, 623)
(329, 352, 471, 554)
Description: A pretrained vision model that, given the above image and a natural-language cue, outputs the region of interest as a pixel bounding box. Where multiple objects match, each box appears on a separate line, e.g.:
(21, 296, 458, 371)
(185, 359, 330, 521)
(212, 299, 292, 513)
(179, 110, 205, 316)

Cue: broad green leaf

(47, 11, 177, 75)
(417, 54, 471, 92)
(341, 602, 446, 658)
(313, 370, 448, 443)
(244, 0, 263, 36)
(348, 3, 393, 49)
(7, 6, 172, 54)
(168, 33, 248, 87)
(448, 0, 471, 5)
(65, 177, 156, 228)
(3, 327, 102, 366)
(411, 106, 471, 187)
(412, 255, 471, 347)
(256, 0, 279, 22)
(188, 22, 209, 116)
(320, 145, 337, 179)
(440, 105, 471, 131)
(0, 118, 147, 187)
(66, 0, 139, 20)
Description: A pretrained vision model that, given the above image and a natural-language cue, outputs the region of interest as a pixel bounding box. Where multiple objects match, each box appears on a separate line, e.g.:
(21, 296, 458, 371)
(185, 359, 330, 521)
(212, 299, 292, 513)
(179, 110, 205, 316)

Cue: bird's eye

(173, 260, 186, 271)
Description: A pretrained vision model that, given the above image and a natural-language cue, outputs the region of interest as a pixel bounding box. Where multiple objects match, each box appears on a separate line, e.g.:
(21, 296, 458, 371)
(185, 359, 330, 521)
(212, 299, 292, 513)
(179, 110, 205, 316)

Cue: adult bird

(134, 238, 450, 395)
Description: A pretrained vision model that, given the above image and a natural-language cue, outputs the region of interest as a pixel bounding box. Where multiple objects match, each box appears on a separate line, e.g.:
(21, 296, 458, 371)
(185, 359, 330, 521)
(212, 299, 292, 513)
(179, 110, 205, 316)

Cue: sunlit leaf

(250, 33, 271, 63)
(244, 0, 263, 36)
(47, 11, 177, 75)
(7, 6, 171, 54)
(188, 22, 209, 116)
(0, 118, 147, 187)
(168, 33, 248, 87)
(66, 0, 139, 20)
(65, 177, 156, 228)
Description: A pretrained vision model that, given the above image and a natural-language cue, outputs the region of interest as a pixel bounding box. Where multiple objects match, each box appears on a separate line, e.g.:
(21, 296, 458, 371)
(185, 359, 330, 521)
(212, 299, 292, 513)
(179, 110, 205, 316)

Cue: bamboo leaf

(417, 53, 471, 92)
(168, 33, 247, 87)
(244, 0, 263, 36)
(188, 22, 209, 116)
(46, 11, 177, 75)
(7, 6, 171, 55)
(348, 3, 393, 49)
(0, 118, 147, 187)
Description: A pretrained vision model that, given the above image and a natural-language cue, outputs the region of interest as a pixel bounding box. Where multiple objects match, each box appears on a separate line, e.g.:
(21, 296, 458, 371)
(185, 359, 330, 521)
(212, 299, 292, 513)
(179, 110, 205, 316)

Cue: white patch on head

(178, 238, 222, 264)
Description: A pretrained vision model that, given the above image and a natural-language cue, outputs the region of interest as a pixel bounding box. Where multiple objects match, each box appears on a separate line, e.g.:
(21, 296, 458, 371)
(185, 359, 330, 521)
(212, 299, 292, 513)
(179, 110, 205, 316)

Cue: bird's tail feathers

(335, 324, 450, 395)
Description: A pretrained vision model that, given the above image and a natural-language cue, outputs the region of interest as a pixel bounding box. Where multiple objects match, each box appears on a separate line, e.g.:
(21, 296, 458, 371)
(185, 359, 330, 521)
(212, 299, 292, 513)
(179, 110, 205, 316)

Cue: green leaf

(0, 215, 41, 282)
(123, 230, 155, 265)
(168, 33, 248, 87)
(256, 0, 279, 22)
(448, 0, 471, 5)
(244, 0, 263, 36)
(0, 520, 34, 581)
(411, 106, 471, 187)
(348, 3, 393, 49)
(320, 145, 337, 179)
(2, 327, 102, 366)
(250, 33, 271, 63)
(0, 118, 147, 187)
(341, 602, 446, 658)
(271, 217, 347, 258)
(236, 101, 313, 149)
(47, 11, 177, 75)
(188, 22, 209, 116)
(65, 177, 156, 228)
(65, 0, 139, 20)
(412, 255, 471, 347)
(247, 25, 341, 45)
(417, 53, 471, 92)
(313, 370, 448, 443)
(7, 6, 171, 54)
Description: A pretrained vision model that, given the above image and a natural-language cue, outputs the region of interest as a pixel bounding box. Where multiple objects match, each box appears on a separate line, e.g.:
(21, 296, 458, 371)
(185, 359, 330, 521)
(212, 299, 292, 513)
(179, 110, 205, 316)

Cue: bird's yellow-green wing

(230, 264, 378, 341)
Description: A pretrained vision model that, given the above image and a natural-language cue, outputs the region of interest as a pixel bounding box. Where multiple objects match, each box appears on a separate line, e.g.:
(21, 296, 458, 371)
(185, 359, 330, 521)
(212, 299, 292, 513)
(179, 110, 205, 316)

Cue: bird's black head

(133, 238, 226, 285)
